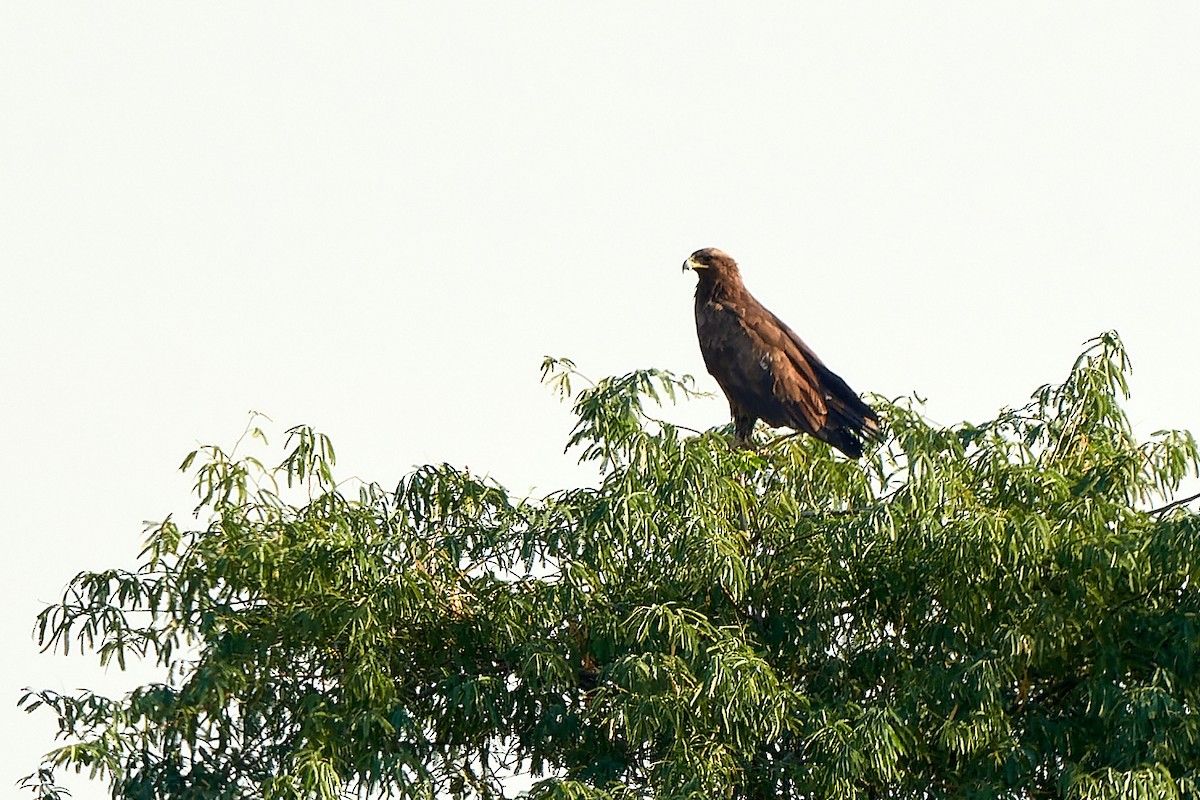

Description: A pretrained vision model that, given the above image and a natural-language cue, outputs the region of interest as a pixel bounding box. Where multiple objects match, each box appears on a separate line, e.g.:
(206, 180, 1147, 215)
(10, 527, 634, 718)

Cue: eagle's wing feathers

(737, 304, 827, 430)
(742, 304, 878, 455)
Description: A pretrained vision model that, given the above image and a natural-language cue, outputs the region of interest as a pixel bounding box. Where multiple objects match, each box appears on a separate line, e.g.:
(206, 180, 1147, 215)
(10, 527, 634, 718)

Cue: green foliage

(21, 332, 1200, 799)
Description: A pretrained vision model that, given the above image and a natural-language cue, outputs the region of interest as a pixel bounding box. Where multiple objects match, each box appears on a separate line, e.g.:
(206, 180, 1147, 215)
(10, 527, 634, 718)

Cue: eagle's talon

(730, 435, 758, 452)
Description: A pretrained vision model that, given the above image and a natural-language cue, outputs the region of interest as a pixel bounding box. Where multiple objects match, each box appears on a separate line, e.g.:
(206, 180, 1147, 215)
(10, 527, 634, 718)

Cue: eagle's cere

(684, 247, 879, 458)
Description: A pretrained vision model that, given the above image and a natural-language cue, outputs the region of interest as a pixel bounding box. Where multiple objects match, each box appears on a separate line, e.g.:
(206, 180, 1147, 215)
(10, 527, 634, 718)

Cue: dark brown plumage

(683, 247, 879, 458)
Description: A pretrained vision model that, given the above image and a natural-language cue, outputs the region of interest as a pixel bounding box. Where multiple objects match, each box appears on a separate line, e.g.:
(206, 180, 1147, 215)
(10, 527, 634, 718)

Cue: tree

(21, 332, 1200, 800)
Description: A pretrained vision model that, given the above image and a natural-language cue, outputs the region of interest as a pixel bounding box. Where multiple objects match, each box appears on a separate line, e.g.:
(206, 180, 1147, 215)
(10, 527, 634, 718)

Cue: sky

(3, 3, 1199, 795)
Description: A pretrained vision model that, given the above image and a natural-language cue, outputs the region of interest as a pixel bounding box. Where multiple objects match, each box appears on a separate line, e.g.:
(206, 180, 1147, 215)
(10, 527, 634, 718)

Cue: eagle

(683, 247, 879, 458)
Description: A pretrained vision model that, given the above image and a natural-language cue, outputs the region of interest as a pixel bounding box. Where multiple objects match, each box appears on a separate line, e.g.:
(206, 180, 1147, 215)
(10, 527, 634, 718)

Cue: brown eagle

(684, 247, 879, 458)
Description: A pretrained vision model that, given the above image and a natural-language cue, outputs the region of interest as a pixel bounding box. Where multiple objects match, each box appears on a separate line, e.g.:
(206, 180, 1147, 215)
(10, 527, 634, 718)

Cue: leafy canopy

(21, 332, 1200, 800)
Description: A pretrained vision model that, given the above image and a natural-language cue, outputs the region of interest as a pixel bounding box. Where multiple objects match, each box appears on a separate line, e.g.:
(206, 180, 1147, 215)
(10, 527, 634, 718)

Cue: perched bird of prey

(683, 247, 879, 458)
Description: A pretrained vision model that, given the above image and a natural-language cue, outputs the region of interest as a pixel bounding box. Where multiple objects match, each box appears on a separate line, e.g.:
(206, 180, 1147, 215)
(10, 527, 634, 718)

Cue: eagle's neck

(695, 271, 746, 305)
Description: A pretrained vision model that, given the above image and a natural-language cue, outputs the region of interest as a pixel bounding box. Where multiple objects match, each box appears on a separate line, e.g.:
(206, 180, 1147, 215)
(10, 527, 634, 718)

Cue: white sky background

(3, 3, 1199, 795)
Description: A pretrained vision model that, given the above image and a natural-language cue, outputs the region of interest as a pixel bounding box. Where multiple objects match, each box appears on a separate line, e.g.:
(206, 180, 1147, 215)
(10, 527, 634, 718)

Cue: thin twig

(762, 431, 804, 451)
(641, 413, 704, 436)
(799, 504, 883, 518)
(1150, 490, 1200, 516)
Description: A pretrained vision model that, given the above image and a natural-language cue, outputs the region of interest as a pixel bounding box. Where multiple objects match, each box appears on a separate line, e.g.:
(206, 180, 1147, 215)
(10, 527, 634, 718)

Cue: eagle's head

(683, 248, 740, 281)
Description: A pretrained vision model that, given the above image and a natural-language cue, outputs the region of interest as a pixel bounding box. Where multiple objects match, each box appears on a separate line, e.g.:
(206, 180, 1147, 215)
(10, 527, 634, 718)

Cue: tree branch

(1150, 490, 1200, 516)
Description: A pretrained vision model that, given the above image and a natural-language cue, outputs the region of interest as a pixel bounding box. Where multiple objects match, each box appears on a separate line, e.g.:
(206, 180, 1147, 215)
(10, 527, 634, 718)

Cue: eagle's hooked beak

(682, 256, 707, 273)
